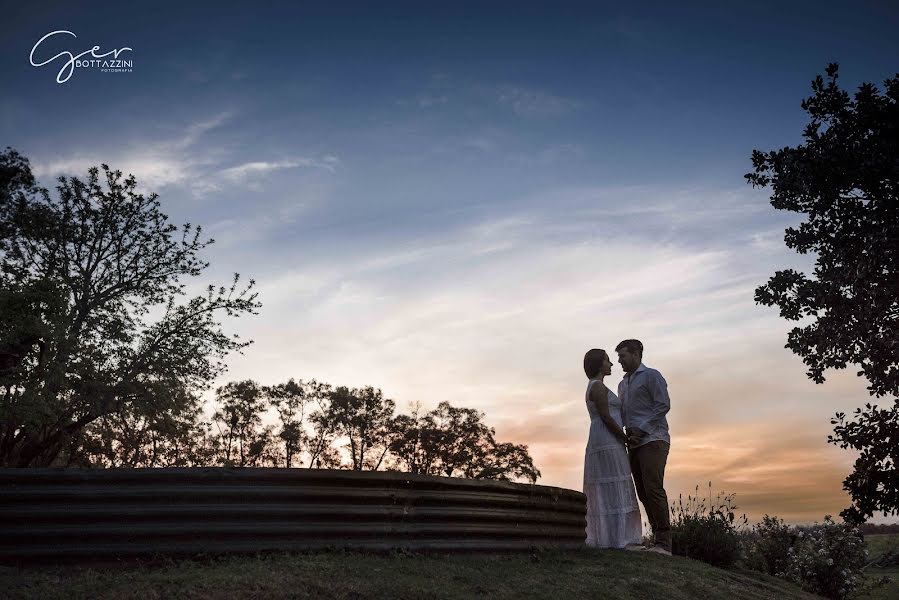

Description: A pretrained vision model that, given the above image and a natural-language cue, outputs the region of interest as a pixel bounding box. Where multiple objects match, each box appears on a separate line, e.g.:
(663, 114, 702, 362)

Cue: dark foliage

(829, 400, 899, 523)
(389, 400, 541, 483)
(0, 148, 259, 467)
(747, 65, 899, 523)
(741, 515, 794, 576)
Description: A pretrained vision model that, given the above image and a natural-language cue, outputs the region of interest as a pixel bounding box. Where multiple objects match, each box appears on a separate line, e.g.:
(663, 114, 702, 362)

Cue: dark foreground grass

(864, 533, 899, 600)
(1, 547, 819, 600)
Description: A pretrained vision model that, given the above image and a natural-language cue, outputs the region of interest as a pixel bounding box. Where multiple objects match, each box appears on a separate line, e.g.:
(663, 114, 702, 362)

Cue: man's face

(617, 348, 640, 373)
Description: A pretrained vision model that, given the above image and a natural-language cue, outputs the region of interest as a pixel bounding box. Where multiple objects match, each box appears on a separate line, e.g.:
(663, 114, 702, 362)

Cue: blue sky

(3, 1, 898, 522)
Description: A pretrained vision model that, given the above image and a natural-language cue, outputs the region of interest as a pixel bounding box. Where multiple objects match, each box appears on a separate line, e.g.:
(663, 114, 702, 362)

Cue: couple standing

(583, 339, 672, 555)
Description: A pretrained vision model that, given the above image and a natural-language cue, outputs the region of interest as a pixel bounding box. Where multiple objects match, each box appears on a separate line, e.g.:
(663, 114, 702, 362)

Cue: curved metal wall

(0, 468, 586, 561)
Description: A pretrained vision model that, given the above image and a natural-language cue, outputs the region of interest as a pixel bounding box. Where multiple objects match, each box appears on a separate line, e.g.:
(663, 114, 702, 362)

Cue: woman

(583, 348, 642, 548)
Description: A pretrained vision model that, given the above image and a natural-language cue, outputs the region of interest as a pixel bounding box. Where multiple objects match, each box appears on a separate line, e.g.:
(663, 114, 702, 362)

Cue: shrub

(781, 516, 867, 600)
(669, 483, 746, 568)
(741, 515, 794, 576)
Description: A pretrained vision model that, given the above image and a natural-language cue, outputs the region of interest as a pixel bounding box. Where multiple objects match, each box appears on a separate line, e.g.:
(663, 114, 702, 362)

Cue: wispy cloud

(33, 153, 197, 191)
(416, 94, 448, 108)
(220, 156, 340, 181)
(29, 112, 341, 198)
(509, 143, 584, 166)
(202, 180, 334, 249)
(495, 85, 582, 117)
(31, 110, 235, 196)
(171, 111, 235, 150)
(464, 137, 494, 152)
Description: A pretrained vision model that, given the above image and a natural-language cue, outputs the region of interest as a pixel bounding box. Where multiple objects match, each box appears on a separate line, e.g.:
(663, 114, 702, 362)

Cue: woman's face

(602, 354, 613, 376)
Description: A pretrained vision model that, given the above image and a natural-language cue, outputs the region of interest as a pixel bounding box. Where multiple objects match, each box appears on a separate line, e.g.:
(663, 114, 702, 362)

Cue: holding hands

(625, 427, 647, 448)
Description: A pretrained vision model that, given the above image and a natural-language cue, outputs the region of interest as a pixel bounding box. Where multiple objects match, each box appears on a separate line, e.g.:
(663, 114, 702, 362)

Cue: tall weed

(669, 482, 747, 568)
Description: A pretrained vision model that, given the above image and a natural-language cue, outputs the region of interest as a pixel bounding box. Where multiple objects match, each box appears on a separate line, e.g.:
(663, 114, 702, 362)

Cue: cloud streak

(220, 156, 340, 181)
(31, 111, 236, 195)
(495, 85, 583, 117)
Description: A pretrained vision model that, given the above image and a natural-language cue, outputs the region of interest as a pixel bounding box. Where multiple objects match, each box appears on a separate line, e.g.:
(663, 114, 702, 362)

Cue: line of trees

(71, 378, 541, 482)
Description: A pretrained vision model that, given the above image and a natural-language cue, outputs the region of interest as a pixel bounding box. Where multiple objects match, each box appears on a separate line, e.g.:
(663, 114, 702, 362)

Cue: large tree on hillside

(747, 64, 898, 523)
(0, 148, 260, 467)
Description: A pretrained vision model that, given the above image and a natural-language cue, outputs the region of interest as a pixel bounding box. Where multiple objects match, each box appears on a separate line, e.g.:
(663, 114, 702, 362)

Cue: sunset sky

(3, 1, 898, 523)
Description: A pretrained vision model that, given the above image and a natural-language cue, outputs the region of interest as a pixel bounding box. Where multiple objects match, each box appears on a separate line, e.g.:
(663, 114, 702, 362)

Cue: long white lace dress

(583, 380, 642, 548)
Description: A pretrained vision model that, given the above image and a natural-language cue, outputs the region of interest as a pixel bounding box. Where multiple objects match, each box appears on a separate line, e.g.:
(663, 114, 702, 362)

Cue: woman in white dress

(583, 348, 643, 548)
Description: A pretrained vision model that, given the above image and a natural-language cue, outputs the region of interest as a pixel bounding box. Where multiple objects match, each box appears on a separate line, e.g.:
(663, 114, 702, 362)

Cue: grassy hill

(1, 547, 820, 600)
(865, 533, 899, 600)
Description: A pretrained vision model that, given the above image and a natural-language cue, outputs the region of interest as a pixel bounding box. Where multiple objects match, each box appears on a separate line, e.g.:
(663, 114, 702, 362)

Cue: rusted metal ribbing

(0, 468, 587, 561)
(0, 504, 587, 526)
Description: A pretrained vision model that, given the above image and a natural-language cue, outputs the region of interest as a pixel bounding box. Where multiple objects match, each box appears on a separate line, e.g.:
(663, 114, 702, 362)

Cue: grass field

(1, 547, 819, 600)
(4, 534, 897, 599)
(864, 533, 899, 600)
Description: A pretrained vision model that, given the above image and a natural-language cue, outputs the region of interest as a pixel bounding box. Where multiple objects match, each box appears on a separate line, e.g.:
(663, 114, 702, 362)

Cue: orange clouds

(504, 414, 855, 525)
(667, 423, 853, 523)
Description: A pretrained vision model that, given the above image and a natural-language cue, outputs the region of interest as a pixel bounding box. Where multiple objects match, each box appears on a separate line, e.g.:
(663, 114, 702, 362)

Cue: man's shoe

(646, 546, 672, 556)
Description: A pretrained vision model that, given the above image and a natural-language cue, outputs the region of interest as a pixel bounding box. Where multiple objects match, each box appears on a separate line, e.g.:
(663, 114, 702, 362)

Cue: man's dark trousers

(629, 440, 671, 551)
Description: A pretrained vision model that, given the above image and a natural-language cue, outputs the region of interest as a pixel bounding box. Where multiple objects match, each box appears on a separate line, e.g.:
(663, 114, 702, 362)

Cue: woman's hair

(583, 348, 607, 378)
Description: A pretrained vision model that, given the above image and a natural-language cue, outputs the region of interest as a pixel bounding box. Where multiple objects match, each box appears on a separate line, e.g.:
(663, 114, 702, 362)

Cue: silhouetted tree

(830, 402, 899, 523)
(388, 402, 443, 475)
(76, 384, 215, 467)
(265, 378, 309, 468)
(211, 380, 275, 467)
(468, 441, 540, 483)
(747, 64, 898, 522)
(390, 400, 541, 483)
(328, 385, 396, 470)
(304, 380, 342, 468)
(428, 402, 493, 477)
(0, 148, 260, 467)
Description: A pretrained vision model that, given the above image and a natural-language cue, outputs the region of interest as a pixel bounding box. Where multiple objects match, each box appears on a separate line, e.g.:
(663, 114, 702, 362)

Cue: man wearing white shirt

(616, 338, 672, 555)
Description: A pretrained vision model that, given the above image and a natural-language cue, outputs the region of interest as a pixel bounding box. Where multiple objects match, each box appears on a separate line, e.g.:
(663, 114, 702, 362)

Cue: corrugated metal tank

(0, 468, 586, 561)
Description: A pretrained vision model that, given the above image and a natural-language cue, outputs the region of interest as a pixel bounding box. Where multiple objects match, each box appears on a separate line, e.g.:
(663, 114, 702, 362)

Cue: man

(616, 338, 672, 555)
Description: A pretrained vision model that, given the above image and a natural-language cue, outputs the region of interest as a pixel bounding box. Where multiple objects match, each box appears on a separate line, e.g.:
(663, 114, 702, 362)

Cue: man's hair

(615, 339, 643, 358)
(583, 348, 607, 378)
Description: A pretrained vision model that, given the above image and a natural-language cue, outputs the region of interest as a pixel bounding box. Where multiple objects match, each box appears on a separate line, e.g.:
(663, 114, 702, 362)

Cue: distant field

(866, 533, 899, 560)
(0, 548, 818, 600)
(865, 533, 899, 600)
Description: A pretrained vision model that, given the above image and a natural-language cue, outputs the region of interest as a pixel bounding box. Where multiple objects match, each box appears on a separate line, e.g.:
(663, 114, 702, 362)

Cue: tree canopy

(0, 148, 260, 467)
(747, 64, 898, 522)
(389, 400, 540, 482)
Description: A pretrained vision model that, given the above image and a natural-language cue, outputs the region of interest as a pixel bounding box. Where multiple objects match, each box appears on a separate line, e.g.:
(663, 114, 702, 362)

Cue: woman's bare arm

(590, 382, 627, 443)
